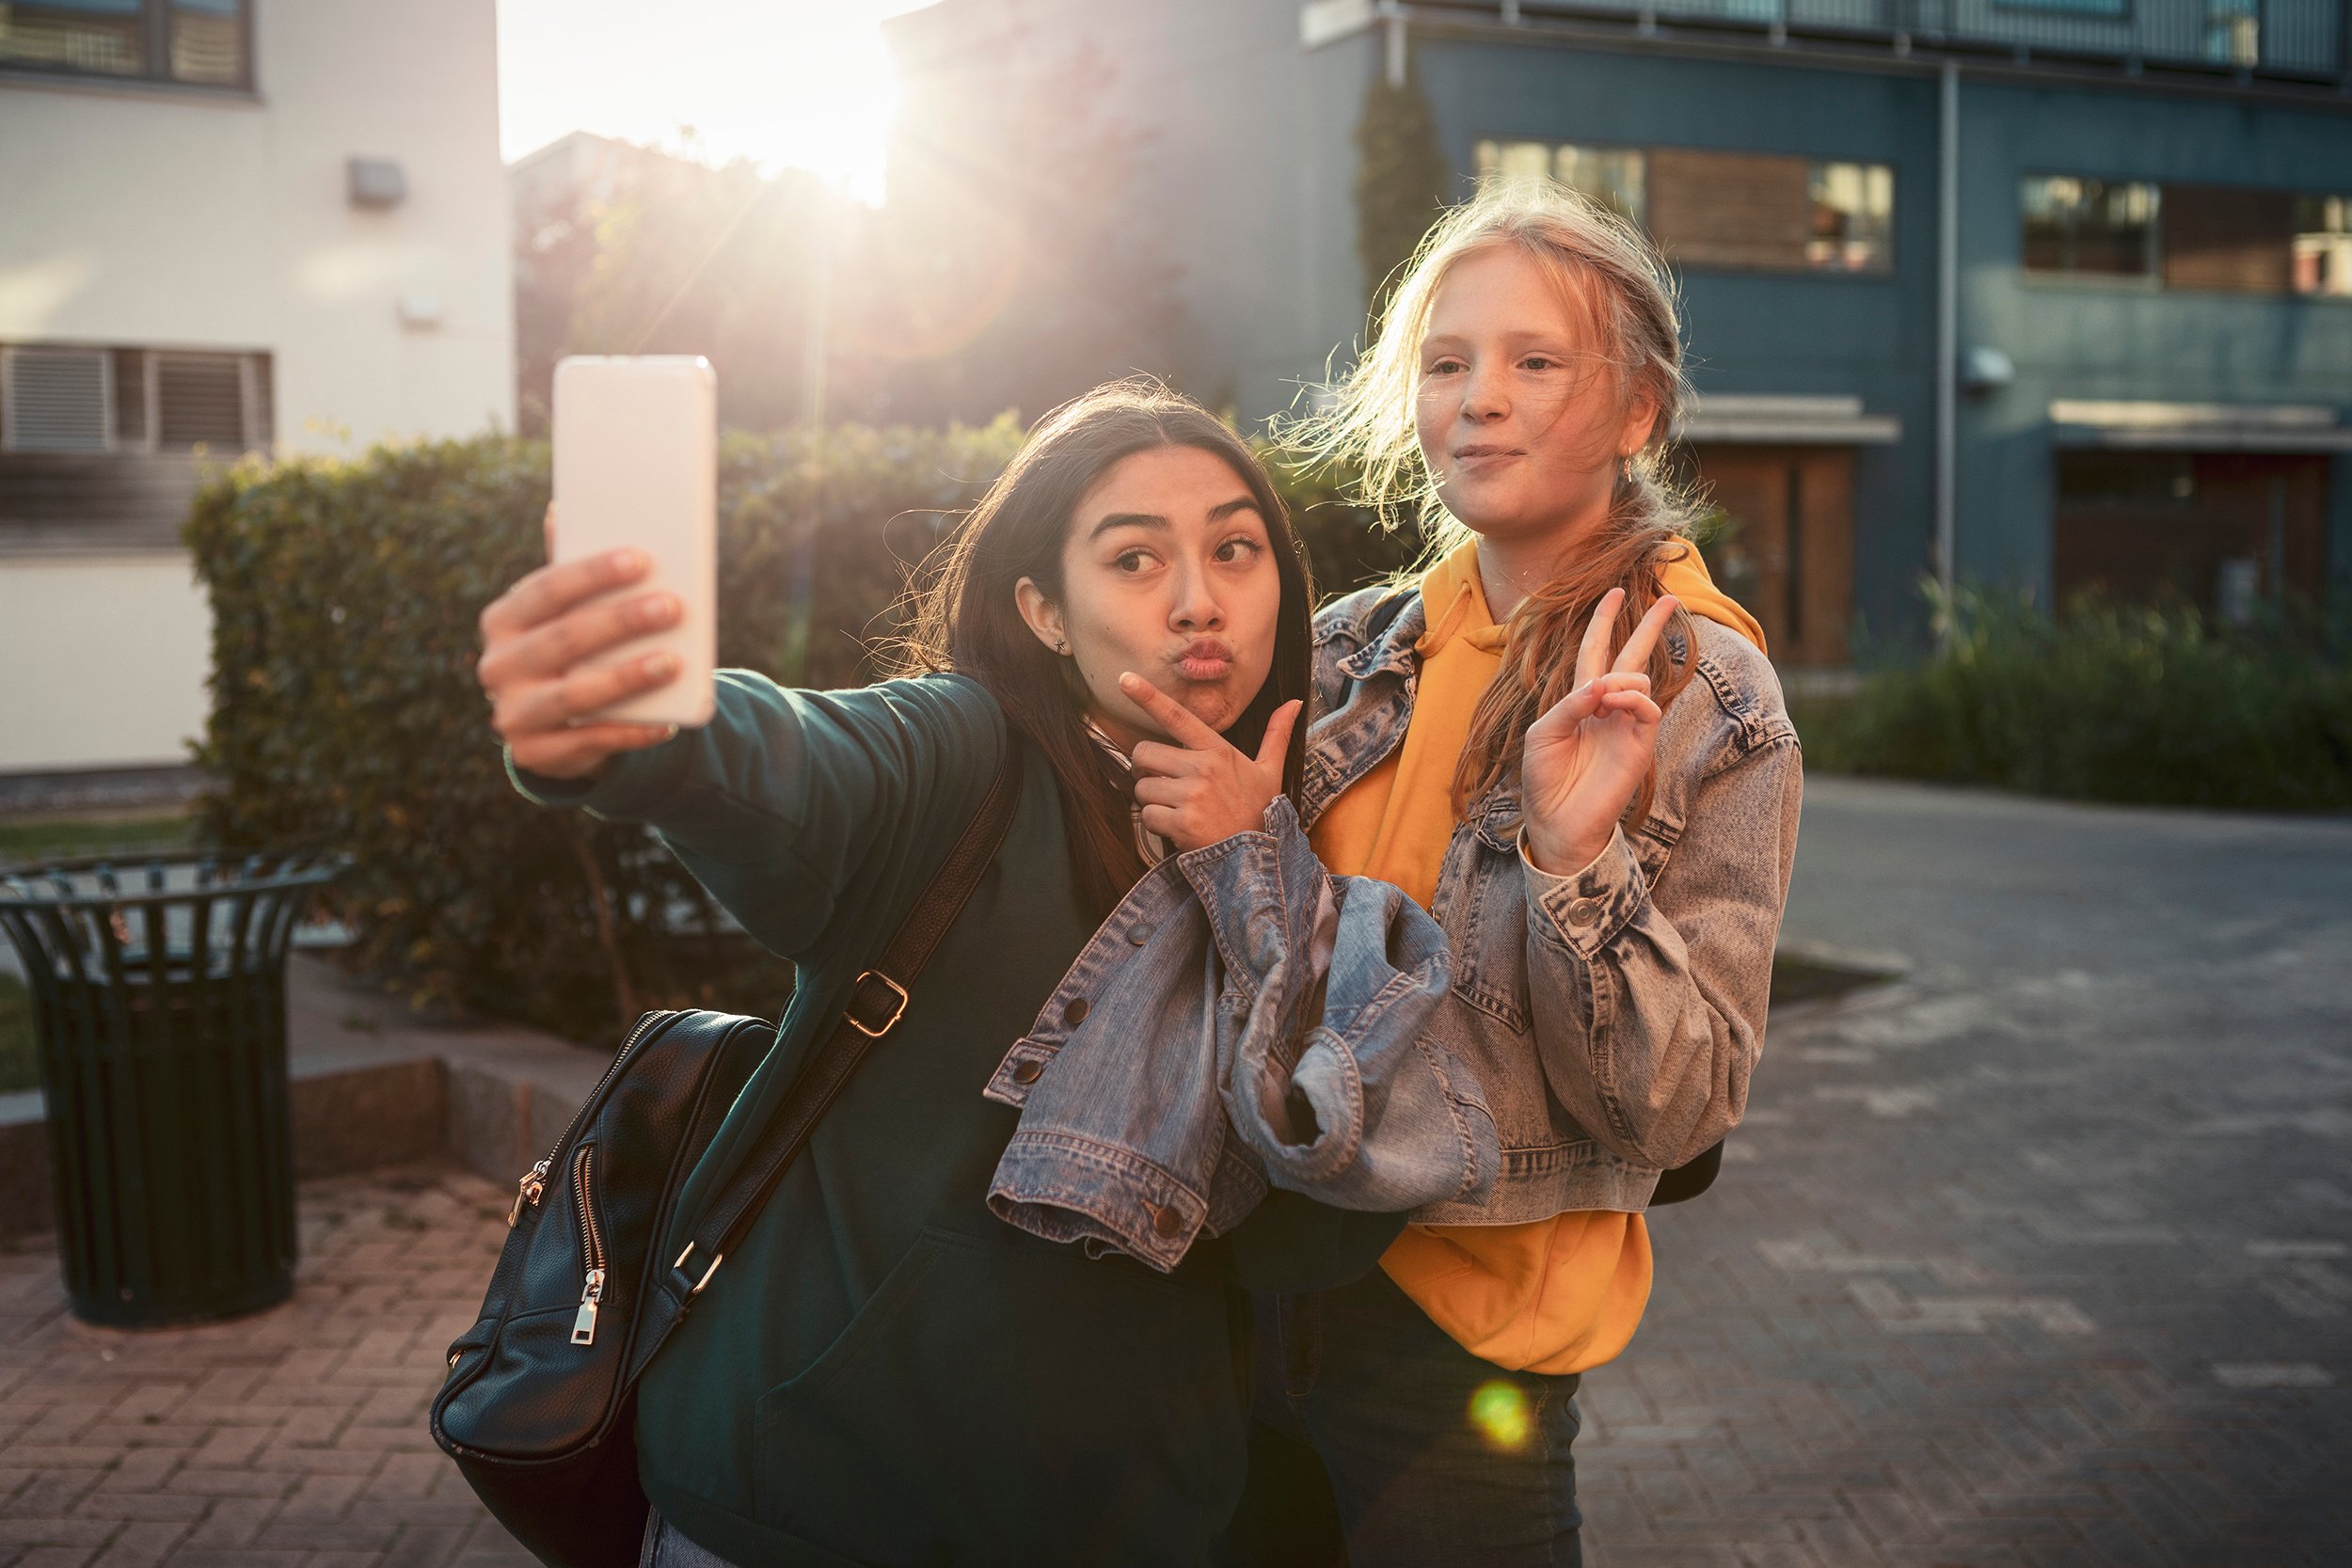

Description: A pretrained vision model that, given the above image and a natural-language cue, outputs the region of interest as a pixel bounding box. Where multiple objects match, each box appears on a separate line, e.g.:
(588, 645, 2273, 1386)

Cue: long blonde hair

(1284, 178, 1704, 820)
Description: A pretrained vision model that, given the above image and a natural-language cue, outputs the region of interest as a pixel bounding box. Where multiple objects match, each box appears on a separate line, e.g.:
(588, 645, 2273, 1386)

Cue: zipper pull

(507, 1159, 551, 1227)
(571, 1266, 607, 1346)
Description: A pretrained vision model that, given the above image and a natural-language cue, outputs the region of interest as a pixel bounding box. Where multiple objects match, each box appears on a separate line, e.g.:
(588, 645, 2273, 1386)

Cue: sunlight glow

(1469, 1379, 1535, 1451)
(497, 0, 920, 204)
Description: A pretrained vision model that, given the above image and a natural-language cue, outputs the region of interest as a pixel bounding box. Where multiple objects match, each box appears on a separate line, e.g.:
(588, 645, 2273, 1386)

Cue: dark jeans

(1229, 1268, 1584, 1568)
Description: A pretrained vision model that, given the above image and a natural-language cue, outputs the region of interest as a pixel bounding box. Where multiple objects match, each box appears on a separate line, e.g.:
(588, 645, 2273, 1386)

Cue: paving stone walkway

(0, 1167, 530, 1568)
(1577, 779, 2352, 1568)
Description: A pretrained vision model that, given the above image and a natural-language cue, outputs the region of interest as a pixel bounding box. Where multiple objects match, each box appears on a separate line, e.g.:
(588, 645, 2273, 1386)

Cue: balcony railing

(1418, 0, 2348, 81)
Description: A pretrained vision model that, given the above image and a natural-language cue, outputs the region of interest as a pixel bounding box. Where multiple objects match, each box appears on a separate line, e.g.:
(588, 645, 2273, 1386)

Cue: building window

(0, 346, 112, 452)
(1647, 149, 1896, 274)
(1995, 0, 2128, 12)
(2161, 184, 2295, 293)
(1808, 162, 1896, 272)
(0, 0, 250, 90)
(0, 343, 271, 453)
(2294, 197, 2352, 297)
(2021, 176, 2160, 277)
(1473, 139, 1646, 227)
(2204, 0, 2261, 66)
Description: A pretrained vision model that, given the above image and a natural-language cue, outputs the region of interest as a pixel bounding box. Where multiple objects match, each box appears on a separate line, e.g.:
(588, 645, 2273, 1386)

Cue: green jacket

(517, 670, 1398, 1567)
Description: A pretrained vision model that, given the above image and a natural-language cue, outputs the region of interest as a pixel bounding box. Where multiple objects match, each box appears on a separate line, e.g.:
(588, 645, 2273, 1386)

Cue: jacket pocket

(751, 1227, 1243, 1565)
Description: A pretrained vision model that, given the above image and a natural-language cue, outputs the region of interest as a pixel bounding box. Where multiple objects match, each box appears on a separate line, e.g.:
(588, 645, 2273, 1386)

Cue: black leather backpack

(431, 747, 1022, 1568)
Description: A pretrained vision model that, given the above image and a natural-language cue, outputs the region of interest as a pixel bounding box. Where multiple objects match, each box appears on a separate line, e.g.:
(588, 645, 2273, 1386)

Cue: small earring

(1054, 639, 1069, 656)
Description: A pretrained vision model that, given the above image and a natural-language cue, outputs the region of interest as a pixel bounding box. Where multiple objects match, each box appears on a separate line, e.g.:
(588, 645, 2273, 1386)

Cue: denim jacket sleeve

(506, 669, 1003, 960)
(1519, 704, 1803, 1170)
(982, 798, 1497, 1273)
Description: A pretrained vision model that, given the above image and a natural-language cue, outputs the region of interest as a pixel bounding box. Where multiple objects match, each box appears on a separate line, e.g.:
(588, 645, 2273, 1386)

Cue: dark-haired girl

(475, 383, 1400, 1565)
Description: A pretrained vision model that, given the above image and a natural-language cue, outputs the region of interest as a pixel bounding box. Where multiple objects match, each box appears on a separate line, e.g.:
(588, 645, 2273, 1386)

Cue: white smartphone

(550, 355, 717, 729)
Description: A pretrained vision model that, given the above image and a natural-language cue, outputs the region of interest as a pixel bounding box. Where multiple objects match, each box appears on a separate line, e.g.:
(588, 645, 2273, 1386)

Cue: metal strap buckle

(846, 970, 910, 1037)
(673, 1242, 723, 1298)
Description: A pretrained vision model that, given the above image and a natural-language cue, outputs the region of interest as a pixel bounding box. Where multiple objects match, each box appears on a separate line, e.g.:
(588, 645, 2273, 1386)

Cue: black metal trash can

(0, 851, 345, 1327)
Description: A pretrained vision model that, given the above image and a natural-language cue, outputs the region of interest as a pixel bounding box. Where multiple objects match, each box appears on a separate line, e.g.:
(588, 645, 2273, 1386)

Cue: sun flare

(498, 0, 914, 204)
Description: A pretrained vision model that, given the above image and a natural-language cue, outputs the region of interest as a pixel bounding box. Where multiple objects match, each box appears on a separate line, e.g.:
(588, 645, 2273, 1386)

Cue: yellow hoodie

(1309, 541, 1763, 1374)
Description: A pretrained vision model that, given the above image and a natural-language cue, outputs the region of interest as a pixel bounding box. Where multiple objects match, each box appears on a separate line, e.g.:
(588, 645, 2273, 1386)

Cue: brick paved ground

(0, 1166, 532, 1568)
(0, 779, 2344, 1568)
(1577, 780, 2352, 1568)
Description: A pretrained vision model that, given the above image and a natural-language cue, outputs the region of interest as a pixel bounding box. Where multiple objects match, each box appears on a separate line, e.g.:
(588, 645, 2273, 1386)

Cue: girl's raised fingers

(1117, 673, 1229, 752)
(1253, 700, 1304, 771)
(1612, 594, 1679, 675)
(1575, 588, 1627, 688)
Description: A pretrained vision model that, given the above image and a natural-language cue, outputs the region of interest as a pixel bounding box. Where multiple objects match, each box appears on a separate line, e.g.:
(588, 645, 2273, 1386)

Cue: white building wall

(0, 0, 514, 775)
(0, 558, 212, 773)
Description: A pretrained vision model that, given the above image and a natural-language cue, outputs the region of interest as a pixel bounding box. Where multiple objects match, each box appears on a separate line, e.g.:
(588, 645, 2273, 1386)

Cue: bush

(186, 423, 1418, 1044)
(1802, 586, 2352, 812)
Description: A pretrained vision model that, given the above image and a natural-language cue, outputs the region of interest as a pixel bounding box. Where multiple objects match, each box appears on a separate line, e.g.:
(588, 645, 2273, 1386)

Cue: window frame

(0, 341, 273, 455)
(2291, 194, 2352, 300)
(1472, 136, 1649, 229)
(0, 0, 255, 95)
(1992, 0, 2132, 17)
(1472, 135, 1899, 279)
(2018, 173, 2164, 282)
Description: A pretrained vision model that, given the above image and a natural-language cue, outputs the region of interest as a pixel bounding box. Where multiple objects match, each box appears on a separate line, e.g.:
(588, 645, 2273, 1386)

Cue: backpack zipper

(506, 1009, 675, 1227)
(569, 1142, 608, 1346)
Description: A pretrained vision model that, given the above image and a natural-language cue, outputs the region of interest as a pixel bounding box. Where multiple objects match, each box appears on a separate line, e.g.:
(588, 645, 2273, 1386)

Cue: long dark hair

(898, 379, 1316, 914)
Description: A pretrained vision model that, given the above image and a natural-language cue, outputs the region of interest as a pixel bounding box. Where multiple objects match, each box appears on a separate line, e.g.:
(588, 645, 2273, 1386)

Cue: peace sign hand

(1116, 673, 1303, 853)
(1520, 589, 1679, 879)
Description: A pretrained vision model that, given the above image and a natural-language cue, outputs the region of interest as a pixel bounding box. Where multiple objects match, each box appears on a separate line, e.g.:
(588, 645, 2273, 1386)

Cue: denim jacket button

(1010, 1058, 1043, 1085)
(1127, 922, 1154, 945)
(1062, 997, 1090, 1026)
(1150, 1203, 1184, 1239)
(1566, 897, 1602, 927)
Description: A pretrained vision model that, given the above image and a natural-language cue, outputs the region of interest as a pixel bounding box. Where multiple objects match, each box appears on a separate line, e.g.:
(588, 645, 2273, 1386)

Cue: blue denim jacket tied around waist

(983, 798, 1499, 1273)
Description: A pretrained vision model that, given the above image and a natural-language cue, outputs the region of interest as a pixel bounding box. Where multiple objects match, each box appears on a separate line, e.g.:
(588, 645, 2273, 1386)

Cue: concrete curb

(0, 954, 622, 1239)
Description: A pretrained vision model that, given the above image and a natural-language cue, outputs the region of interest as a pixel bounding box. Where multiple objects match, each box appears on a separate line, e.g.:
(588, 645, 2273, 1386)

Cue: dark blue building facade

(890, 0, 2352, 660)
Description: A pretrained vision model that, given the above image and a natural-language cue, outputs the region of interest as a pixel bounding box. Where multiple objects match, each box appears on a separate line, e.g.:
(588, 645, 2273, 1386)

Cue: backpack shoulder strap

(628, 735, 1025, 1374)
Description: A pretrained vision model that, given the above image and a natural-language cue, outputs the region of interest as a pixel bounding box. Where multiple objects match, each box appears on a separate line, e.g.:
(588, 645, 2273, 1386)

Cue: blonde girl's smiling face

(1013, 443, 1282, 752)
(1414, 244, 1658, 547)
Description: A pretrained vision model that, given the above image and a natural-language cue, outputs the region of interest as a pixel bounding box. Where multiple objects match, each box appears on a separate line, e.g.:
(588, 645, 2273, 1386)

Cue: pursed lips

(1171, 637, 1235, 682)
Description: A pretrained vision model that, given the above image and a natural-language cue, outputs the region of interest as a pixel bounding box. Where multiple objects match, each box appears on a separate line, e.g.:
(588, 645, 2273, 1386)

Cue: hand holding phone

(547, 355, 717, 728)
(474, 356, 716, 780)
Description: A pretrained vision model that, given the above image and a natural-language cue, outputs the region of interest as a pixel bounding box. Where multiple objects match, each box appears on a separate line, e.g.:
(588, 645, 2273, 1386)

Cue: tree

(860, 8, 1191, 425)
(512, 135, 884, 437)
(1353, 53, 1452, 324)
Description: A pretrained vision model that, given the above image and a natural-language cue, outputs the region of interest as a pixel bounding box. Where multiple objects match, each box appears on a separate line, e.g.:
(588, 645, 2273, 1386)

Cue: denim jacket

(983, 798, 1499, 1272)
(1308, 584, 1804, 1222)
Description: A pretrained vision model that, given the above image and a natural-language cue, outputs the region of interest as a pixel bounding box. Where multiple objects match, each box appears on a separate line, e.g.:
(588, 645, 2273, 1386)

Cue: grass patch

(0, 813, 197, 869)
(0, 974, 37, 1096)
(1801, 590, 2352, 812)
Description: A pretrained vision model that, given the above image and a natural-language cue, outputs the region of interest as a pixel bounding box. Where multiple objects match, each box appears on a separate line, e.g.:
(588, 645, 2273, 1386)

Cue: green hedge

(186, 424, 1412, 1043)
(1801, 588, 2352, 812)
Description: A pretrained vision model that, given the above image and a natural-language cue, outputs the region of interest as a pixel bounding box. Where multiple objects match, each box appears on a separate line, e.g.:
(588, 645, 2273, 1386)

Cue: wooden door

(2053, 451, 2328, 615)
(1686, 445, 1856, 666)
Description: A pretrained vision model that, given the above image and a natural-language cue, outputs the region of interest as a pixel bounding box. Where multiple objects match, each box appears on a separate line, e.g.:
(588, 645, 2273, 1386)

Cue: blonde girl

(1237, 181, 1803, 1564)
